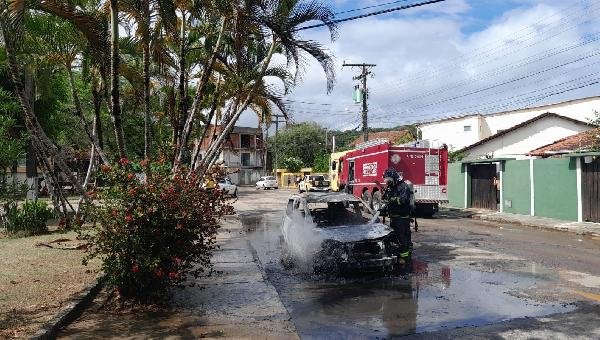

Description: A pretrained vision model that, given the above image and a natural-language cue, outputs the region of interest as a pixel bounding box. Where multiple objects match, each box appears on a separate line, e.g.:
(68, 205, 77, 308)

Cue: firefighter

(379, 168, 415, 265)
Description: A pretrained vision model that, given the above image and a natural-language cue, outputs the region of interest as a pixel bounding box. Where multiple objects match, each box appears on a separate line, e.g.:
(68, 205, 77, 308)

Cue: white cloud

(239, 0, 600, 130)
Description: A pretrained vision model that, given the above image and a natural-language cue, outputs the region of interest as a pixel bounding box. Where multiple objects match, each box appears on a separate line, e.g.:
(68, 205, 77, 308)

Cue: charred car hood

(315, 223, 393, 243)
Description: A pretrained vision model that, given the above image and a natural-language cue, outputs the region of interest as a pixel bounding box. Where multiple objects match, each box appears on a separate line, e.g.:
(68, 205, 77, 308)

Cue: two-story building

(199, 125, 265, 185)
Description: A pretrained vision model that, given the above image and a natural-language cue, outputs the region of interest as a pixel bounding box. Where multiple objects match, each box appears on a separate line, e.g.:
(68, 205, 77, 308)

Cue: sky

(237, 0, 600, 131)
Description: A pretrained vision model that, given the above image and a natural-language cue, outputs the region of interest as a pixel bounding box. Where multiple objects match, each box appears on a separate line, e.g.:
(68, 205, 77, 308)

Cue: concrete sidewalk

(58, 216, 298, 339)
(441, 208, 600, 238)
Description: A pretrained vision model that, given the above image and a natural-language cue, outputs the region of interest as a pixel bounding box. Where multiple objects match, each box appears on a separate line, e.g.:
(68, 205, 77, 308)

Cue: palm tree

(121, 0, 176, 158)
(29, 0, 127, 159)
(0, 0, 90, 219)
(25, 13, 109, 164)
(109, 0, 126, 158)
(198, 0, 337, 173)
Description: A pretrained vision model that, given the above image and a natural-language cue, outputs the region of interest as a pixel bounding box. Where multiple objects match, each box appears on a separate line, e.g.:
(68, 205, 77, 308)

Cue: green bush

(312, 153, 329, 173)
(281, 157, 303, 172)
(81, 158, 233, 302)
(2, 200, 53, 236)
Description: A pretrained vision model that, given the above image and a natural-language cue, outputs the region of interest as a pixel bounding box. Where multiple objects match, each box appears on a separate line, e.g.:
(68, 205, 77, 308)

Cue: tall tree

(199, 0, 337, 172)
(0, 0, 89, 219)
(110, 0, 126, 158)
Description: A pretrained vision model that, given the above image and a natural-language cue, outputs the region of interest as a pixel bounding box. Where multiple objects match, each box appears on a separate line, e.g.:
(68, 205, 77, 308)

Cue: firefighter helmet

(383, 168, 401, 186)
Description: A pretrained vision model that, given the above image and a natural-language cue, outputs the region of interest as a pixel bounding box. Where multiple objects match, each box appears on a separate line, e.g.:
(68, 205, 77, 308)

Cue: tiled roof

(528, 128, 600, 156)
(350, 130, 409, 147)
(458, 112, 593, 152)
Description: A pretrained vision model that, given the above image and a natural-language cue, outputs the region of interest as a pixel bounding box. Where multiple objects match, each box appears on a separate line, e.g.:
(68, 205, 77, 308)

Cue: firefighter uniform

(380, 175, 415, 261)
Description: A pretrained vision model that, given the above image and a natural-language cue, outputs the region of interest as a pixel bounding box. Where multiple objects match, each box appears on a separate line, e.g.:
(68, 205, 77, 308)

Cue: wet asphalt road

(235, 187, 600, 339)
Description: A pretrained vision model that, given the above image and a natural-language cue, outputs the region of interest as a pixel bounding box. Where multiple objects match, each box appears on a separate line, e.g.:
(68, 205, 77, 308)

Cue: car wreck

(282, 192, 399, 273)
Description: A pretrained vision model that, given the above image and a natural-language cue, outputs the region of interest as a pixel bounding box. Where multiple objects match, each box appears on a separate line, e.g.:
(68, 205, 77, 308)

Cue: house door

(582, 157, 600, 223)
(470, 164, 498, 210)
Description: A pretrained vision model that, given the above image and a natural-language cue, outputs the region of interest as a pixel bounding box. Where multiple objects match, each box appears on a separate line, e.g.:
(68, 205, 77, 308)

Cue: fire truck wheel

(361, 190, 371, 208)
(372, 191, 382, 211)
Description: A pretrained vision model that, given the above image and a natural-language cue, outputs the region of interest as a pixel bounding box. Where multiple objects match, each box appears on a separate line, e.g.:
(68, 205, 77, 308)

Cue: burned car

(281, 192, 399, 273)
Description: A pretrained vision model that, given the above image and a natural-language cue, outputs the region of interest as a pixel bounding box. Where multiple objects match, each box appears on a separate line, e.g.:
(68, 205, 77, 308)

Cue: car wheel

(233, 188, 237, 197)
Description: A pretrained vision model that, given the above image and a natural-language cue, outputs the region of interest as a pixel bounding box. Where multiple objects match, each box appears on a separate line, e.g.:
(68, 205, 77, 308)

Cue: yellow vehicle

(329, 150, 352, 191)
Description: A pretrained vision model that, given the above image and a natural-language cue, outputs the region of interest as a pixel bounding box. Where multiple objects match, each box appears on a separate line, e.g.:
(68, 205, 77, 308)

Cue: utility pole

(343, 62, 376, 142)
(271, 114, 286, 176)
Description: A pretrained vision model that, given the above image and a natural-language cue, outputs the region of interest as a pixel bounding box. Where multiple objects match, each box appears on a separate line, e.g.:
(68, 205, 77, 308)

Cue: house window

(463, 125, 472, 132)
(241, 153, 251, 166)
(241, 134, 251, 148)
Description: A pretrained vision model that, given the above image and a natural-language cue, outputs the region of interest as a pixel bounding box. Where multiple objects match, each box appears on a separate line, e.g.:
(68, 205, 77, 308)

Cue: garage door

(582, 158, 600, 223)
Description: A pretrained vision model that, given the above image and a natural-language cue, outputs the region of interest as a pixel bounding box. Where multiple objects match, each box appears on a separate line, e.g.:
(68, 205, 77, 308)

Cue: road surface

(237, 187, 600, 339)
(57, 187, 600, 339)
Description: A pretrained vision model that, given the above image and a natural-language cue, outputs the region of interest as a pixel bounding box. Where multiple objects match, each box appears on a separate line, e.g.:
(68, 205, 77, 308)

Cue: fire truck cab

(334, 140, 449, 217)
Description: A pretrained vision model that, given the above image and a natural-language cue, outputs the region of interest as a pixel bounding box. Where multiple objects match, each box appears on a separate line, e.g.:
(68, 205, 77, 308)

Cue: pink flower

(125, 214, 134, 223)
(119, 158, 130, 166)
(131, 263, 139, 273)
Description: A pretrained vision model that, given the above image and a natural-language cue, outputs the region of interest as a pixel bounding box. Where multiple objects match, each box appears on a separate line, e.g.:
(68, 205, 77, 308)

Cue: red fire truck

(334, 140, 449, 216)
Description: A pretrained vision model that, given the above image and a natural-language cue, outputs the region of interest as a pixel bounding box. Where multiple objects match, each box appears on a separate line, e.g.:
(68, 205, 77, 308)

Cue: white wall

(420, 97, 600, 150)
(420, 116, 482, 151)
(222, 150, 263, 167)
(463, 116, 591, 160)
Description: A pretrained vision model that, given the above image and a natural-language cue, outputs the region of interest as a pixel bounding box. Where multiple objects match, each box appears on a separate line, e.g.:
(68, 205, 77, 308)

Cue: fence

(448, 157, 589, 222)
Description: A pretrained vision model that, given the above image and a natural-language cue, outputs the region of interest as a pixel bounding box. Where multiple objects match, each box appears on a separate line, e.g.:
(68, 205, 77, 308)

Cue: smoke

(281, 210, 325, 272)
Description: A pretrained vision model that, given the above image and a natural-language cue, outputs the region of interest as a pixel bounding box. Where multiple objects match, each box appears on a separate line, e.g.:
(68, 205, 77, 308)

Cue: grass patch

(0, 231, 100, 338)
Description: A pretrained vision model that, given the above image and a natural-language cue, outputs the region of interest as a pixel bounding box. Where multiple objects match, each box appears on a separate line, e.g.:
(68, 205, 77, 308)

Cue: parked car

(217, 177, 237, 197)
(299, 175, 330, 193)
(256, 176, 278, 190)
(281, 192, 398, 273)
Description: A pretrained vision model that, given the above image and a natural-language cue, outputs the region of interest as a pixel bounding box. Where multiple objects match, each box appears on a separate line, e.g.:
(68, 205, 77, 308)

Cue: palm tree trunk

(174, 10, 187, 158)
(76, 114, 99, 216)
(200, 38, 277, 173)
(91, 83, 104, 149)
(177, 18, 226, 165)
(110, 0, 126, 158)
(66, 66, 109, 165)
(190, 87, 221, 169)
(143, 2, 151, 158)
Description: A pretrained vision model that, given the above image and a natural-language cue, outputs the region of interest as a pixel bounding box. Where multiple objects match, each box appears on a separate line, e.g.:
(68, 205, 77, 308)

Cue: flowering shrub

(81, 159, 233, 301)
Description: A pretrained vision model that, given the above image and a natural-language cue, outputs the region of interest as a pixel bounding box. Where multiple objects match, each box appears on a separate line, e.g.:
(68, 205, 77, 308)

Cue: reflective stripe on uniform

(400, 250, 411, 258)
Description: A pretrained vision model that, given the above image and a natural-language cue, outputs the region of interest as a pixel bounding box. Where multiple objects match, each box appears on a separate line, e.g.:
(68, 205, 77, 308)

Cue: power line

(371, 76, 600, 125)
(334, 0, 410, 15)
(296, 0, 446, 31)
(370, 0, 597, 96)
(372, 32, 600, 110)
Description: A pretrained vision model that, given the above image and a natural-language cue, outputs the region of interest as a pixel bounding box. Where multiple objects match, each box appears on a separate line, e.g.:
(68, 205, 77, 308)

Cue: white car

(217, 178, 238, 197)
(299, 175, 330, 193)
(256, 176, 278, 190)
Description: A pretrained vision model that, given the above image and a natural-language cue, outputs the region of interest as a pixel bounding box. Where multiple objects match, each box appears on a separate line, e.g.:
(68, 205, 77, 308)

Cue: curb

(32, 276, 104, 340)
(470, 214, 600, 238)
